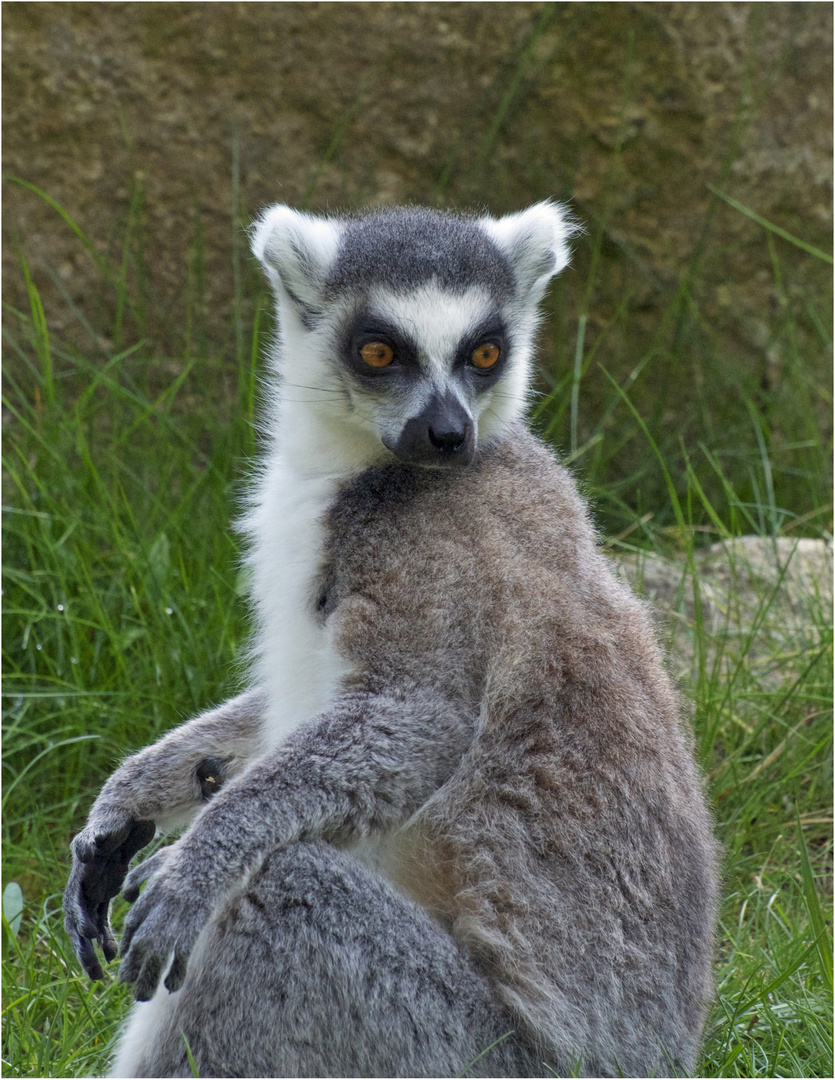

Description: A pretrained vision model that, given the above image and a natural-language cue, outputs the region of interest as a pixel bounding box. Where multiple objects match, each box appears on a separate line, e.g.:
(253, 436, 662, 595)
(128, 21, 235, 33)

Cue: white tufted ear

(481, 201, 577, 303)
(250, 205, 342, 316)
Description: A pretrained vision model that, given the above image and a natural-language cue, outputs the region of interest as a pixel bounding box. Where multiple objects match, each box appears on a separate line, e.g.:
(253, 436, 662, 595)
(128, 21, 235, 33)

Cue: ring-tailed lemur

(64, 202, 719, 1078)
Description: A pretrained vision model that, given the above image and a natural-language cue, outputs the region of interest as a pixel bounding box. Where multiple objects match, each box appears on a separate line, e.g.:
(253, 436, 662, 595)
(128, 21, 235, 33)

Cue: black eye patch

(341, 314, 420, 381)
(454, 317, 511, 383)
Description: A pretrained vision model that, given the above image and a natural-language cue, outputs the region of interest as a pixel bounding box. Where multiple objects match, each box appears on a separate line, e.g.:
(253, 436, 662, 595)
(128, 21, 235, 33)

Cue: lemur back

(64, 201, 719, 1079)
(320, 433, 717, 1073)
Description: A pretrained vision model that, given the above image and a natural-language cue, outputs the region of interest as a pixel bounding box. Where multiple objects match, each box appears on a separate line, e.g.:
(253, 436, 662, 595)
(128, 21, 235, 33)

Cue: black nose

(388, 392, 475, 468)
(428, 422, 466, 453)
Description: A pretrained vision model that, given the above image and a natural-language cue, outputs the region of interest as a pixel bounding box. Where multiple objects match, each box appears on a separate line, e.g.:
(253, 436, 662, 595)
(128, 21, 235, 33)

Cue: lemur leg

(110, 842, 537, 1079)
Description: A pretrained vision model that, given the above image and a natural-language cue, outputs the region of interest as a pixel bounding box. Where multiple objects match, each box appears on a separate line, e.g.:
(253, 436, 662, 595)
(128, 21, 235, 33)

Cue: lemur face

(252, 203, 574, 468)
(331, 284, 510, 468)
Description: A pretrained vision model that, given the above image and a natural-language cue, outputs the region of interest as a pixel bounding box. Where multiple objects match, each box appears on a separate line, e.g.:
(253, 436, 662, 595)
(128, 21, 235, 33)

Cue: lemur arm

(63, 689, 267, 980)
(118, 682, 474, 1001)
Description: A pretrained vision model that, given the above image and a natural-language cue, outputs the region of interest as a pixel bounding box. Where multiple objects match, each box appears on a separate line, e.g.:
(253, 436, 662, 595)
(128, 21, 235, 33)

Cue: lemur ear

(250, 205, 342, 316)
(481, 201, 576, 302)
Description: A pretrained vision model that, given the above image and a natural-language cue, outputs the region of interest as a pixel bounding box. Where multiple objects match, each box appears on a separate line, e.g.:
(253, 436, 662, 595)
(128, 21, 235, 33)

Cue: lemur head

(251, 202, 574, 470)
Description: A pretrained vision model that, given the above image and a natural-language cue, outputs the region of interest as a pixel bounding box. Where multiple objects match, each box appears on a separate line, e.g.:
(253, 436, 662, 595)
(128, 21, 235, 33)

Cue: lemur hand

(63, 814, 156, 980)
(119, 842, 214, 1000)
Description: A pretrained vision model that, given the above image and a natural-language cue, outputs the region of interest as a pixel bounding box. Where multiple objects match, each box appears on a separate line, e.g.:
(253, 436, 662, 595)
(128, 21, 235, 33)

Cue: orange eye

(471, 342, 500, 370)
(360, 341, 395, 368)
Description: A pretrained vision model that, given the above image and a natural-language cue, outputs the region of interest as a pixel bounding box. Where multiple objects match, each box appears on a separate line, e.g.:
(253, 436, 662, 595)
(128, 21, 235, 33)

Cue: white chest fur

(244, 450, 352, 750)
(245, 449, 422, 902)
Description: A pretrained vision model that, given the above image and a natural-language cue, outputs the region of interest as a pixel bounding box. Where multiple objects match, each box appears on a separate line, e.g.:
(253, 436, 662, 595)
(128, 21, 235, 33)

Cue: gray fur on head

(251, 200, 576, 316)
(326, 207, 517, 300)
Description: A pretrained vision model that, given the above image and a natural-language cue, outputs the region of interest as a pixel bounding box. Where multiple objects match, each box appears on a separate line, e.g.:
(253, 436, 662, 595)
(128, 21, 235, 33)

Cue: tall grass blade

(20, 254, 54, 407)
(796, 815, 833, 992)
(599, 365, 686, 531)
(5, 176, 120, 288)
(709, 186, 833, 264)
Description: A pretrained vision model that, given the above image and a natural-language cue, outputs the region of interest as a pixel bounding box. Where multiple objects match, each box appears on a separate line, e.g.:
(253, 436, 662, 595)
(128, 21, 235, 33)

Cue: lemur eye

(360, 341, 395, 368)
(471, 343, 501, 370)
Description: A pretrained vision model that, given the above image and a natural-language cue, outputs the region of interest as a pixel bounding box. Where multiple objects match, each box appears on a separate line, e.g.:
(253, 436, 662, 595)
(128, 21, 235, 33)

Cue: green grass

(2, 47, 832, 1076)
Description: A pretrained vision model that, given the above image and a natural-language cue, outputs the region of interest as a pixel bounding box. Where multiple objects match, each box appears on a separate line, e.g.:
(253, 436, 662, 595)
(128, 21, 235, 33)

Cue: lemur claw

(63, 815, 155, 980)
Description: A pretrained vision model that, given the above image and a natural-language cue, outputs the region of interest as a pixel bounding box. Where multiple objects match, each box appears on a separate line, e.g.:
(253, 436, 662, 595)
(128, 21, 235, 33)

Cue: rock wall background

(3, 2, 832, 523)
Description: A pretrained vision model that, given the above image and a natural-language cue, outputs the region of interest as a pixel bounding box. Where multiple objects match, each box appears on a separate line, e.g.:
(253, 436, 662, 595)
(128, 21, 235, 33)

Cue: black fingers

(72, 819, 130, 863)
(64, 893, 104, 981)
(122, 847, 167, 904)
(97, 902, 119, 963)
(118, 915, 167, 1002)
(123, 819, 156, 861)
(119, 893, 145, 955)
(117, 933, 144, 986)
(74, 927, 106, 981)
(123, 878, 142, 905)
(164, 950, 189, 994)
(64, 859, 104, 979)
(65, 817, 156, 980)
(134, 953, 164, 1002)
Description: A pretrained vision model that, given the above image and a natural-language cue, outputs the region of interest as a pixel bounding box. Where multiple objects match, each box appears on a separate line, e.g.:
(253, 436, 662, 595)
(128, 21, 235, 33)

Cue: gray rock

(615, 537, 832, 678)
(3, 2, 831, 417)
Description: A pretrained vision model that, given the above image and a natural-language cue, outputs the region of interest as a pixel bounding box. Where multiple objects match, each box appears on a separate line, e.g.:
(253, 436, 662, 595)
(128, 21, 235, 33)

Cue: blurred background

(4, 1, 832, 531)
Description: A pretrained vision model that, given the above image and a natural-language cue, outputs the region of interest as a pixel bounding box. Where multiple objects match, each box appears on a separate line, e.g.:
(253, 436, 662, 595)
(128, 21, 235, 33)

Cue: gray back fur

(321, 430, 719, 1075)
